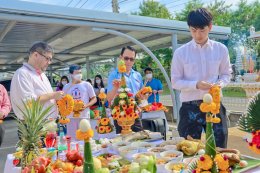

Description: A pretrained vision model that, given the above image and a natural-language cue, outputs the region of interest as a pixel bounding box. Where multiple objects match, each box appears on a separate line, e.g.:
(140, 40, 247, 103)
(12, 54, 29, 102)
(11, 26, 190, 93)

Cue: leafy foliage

(133, 0, 172, 19)
(238, 92, 260, 132)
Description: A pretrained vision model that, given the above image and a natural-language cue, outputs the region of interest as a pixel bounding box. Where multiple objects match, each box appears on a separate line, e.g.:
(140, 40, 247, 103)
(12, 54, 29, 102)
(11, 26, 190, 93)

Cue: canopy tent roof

(0, 0, 231, 74)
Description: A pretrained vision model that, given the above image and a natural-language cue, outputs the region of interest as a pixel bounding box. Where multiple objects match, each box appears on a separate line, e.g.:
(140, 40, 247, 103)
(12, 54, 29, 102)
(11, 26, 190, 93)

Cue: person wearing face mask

(56, 76, 69, 91)
(10, 41, 64, 122)
(93, 75, 105, 107)
(144, 67, 163, 103)
(63, 64, 97, 140)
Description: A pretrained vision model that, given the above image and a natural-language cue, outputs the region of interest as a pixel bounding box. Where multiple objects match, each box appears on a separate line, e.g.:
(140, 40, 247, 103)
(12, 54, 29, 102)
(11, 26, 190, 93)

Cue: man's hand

(0, 112, 4, 120)
(112, 79, 121, 89)
(53, 91, 64, 100)
(196, 81, 213, 90)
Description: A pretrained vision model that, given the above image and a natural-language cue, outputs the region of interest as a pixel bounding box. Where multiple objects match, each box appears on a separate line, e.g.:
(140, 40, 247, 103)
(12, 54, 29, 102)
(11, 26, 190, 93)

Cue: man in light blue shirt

(107, 46, 143, 103)
(106, 46, 143, 133)
(144, 67, 163, 103)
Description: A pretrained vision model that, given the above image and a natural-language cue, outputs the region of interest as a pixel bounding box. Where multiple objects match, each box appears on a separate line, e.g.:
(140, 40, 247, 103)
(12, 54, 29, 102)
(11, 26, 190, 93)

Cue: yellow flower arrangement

(118, 60, 127, 73)
(96, 88, 114, 134)
(73, 100, 84, 117)
(197, 154, 213, 171)
(57, 94, 74, 124)
(100, 118, 109, 126)
(76, 129, 94, 141)
(214, 154, 229, 171)
(59, 117, 71, 124)
(105, 126, 112, 133)
(98, 92, 107, 100)
(98, 126, 106, 133)
(57, 94, 74, 116)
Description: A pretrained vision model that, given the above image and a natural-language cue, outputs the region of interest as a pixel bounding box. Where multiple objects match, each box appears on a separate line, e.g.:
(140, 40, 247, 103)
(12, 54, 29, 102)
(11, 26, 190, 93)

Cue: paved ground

(160, 95, 248, 113)
(0, 118, 18, 173)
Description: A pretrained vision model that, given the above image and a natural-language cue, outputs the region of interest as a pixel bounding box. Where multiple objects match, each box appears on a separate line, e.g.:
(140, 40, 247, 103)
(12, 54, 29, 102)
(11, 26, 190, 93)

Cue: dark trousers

(178, 102, 228, 148)
(0, 124, 4, 146)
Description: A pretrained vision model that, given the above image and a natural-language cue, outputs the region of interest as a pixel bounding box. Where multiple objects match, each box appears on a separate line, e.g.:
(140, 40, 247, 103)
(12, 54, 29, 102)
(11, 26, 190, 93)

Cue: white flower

(118, 88, 124, 92)
(120, 111, 125, 116)
(100, 88, 105, 93)
(203, 94, 213, 103)
(119, 100, 126, 105)
(125, 88, 131, 92)
(79, 119, 91, 132)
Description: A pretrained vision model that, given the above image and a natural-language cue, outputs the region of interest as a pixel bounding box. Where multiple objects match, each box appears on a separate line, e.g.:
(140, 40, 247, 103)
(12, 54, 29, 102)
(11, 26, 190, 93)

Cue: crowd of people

(0, 8, 231, 148)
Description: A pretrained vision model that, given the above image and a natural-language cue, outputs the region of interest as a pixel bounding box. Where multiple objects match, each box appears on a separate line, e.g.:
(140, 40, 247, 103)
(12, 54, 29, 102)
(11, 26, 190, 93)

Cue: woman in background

(56, 76, 69, 91)
(93, 75, 105, 107)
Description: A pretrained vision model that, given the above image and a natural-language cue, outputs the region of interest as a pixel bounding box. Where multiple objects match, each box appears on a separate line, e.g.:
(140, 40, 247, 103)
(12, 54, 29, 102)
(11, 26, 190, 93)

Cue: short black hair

(144, 67, 153, 73)
(120, 46, 137, 57)
(187, 8, 213, 29)
(29, 41, 54, 56)
(69, 64, 81, 74)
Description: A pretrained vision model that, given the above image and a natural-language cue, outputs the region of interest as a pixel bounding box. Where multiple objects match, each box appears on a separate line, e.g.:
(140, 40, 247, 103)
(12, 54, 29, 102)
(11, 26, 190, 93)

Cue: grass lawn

(161, 84, 247, 98)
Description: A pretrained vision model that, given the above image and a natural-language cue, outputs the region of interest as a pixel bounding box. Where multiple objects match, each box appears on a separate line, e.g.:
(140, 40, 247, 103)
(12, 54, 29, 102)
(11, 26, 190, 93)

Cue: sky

(21, 0, 257, 14)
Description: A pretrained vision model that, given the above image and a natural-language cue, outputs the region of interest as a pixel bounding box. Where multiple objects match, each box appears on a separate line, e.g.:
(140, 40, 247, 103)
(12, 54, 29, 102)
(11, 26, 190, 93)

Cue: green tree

(207, 0, 232, 26)
(174, 0, 203, 21)
(132, 0, 173, 82)
(134, 0, 172, 19)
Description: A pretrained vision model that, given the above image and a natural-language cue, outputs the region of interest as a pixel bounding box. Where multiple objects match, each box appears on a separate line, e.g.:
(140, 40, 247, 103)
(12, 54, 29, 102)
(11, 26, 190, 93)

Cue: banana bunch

(13, 150, 23, 158)
(25, 150, 36, 165)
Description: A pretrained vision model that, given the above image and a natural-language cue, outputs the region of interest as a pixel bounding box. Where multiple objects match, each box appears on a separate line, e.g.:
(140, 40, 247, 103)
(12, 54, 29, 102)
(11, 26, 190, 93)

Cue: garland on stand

(73, 100, 84, 117)
(57, 94, 74, 124)
(76, 119, 95, 173)
(191, 86, 231, 173)
(96, 88, 114, 134)
(238, 92, 260, 154)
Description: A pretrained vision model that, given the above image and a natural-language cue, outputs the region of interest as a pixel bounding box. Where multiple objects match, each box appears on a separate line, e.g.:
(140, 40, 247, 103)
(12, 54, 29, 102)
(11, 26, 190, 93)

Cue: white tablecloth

(4, 154, 21, 173)
(141, 111, 169, 131)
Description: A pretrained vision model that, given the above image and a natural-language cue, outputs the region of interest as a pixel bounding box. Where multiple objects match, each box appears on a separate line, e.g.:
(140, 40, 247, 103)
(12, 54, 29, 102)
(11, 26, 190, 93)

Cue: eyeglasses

(36, 51, 52, 62)
(123, 56, 135, 62)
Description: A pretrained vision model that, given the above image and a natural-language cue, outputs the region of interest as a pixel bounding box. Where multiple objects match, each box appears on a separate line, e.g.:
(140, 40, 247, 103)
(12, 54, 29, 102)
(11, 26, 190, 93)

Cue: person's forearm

(107, 88, 117, 103)
(38, 93, 55, 104)
(85, 97, 97, 107)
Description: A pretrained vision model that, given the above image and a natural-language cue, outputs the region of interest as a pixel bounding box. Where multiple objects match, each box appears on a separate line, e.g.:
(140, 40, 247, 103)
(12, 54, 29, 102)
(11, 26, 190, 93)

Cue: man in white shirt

(171, 8, 231, 148)
(10, 42, 64, 120)
(63, 64, 97, 139)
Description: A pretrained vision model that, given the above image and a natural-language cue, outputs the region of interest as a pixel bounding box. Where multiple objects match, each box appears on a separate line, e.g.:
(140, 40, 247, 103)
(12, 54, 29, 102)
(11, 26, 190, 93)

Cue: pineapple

(14, 99, 53, 168)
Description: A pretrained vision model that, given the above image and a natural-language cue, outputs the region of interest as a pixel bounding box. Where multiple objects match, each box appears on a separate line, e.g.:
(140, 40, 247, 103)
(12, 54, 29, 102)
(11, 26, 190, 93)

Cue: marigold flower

(214, 154, 229, 171)
(197, 155, 213, 170)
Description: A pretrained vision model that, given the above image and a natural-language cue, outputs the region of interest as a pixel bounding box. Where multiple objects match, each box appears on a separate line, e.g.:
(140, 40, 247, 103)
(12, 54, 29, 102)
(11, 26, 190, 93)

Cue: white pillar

(172, 33, 181, 124)
(86, 56, 90, 79)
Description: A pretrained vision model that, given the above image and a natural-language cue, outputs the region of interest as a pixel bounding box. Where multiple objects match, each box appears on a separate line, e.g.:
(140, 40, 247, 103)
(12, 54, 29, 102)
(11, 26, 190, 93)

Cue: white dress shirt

(10, 63, 57, 120)
(171, 39, 231, 102)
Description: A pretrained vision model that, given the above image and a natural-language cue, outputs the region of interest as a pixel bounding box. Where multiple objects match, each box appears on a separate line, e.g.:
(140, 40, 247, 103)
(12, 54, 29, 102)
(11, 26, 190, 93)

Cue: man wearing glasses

(10, 41, 64, 121)
(107, 46, 143, 133)
(107, 46, 143, 103)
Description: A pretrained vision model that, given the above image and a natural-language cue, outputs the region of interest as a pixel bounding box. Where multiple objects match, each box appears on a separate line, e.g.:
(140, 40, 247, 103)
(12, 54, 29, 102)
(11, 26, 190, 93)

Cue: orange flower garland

(57, 94, 74, 124)
(73, 100, 84, 117)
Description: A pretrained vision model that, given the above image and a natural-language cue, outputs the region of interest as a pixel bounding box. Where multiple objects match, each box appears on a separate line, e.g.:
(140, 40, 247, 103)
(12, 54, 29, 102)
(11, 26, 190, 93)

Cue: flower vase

(117, 118, 135, 135)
